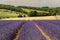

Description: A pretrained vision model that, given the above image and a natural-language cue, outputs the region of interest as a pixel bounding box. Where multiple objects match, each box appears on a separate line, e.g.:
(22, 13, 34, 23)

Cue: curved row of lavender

(18, 20, 45, 40)
(34, 20, 60, 40)
(0, 20, 25, 40)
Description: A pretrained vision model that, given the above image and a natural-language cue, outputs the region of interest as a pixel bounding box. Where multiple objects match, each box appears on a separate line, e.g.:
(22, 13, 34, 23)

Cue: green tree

(28, 11, 37, 17)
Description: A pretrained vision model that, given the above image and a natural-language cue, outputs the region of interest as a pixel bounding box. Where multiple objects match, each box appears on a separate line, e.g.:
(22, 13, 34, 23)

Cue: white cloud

(0, 0, 60, 7)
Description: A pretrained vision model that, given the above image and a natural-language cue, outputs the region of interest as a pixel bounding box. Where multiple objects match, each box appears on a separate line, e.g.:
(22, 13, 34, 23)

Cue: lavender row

(18, 21, 45, 40)
(0, 20, 25, 40)
(34, 20, 60, 40)
(43, 20, 60, 25)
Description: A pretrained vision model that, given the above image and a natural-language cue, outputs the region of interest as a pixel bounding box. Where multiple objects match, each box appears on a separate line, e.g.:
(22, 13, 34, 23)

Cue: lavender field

(0, 20, 60, 40)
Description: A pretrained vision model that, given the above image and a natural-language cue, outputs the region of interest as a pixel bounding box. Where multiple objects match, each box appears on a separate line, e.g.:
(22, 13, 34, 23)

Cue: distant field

(0, 9, 19, 18)
(0, 8, 60, 20)
(0, 8, 50, 19)
(56, 15, 60, 19)
(0, 4, 60, 19)
(1, 16, 60, 20)
(21, 8, 49, 13)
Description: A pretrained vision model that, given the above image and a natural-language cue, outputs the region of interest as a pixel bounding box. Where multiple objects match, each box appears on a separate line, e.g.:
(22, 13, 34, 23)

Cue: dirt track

(34, 22, 51, 40)
(0, 16, 60, 20)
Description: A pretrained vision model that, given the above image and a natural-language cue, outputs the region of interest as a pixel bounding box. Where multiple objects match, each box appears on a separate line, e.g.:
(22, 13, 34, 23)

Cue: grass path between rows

(13, 21, 51, 40)
(13, 22, 25, 40)
(34, 22, 51, 40)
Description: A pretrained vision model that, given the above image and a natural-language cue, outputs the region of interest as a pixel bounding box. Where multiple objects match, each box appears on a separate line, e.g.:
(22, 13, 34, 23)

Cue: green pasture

(0, 9, 19, 19)
(21, 8, 49, 13)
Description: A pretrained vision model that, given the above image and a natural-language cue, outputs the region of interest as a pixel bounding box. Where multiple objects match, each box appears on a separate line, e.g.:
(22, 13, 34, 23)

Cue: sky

(0, 0, 60, 7)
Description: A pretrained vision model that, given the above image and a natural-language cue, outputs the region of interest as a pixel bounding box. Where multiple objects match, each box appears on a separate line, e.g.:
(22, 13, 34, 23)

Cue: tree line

(0, 4, 60, 17)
